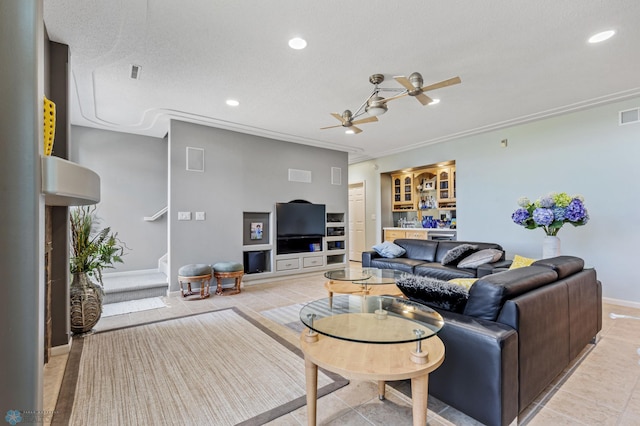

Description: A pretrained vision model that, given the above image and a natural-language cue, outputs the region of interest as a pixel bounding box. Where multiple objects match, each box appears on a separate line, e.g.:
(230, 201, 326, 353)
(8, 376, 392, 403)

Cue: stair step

(102, 269, 168, 304)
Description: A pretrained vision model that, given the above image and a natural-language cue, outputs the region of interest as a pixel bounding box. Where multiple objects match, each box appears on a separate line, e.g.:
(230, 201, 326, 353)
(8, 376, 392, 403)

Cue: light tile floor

(44, 271, 640, 425)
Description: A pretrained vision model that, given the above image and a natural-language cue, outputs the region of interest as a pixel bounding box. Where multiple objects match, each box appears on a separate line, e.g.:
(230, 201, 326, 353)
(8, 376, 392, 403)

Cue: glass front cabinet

(436, 166, 456, 209)
(391, 173, 414, 211)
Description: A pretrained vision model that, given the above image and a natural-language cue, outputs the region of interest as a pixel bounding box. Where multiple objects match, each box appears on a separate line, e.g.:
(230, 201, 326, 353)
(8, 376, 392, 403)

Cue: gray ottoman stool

(178, 264, 212, 299)
(213, 262, 244, 295)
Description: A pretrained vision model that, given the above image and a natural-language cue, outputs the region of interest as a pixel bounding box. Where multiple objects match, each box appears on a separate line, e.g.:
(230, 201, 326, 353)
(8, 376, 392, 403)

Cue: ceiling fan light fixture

(226, 99, 239, 106)
(429, 98, 440, 105)
(345, 129, 355, 134)
(366, 96, 388, 116)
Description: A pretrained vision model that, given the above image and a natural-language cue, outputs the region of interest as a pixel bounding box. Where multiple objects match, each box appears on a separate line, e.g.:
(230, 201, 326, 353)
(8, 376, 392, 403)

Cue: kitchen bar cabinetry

(390, 165, 456, 212)
(391, 173, 415, 211)
(436, 166, 456, 209)
(384, 228, 456, 242)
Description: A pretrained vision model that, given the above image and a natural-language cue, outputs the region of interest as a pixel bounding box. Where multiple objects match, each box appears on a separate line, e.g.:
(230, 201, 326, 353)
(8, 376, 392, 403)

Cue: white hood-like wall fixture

(41, 155, 100, 206)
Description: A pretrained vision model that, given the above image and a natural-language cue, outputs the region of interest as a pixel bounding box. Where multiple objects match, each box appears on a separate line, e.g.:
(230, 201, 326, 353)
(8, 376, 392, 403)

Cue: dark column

(0, 0, 45, 415)
(48, 41, 71, 347)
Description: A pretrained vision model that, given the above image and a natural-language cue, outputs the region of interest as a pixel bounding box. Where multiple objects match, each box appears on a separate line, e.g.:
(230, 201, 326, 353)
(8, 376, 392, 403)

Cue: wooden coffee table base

(300, 330, 445, 426)
(324, 280, 404, 308)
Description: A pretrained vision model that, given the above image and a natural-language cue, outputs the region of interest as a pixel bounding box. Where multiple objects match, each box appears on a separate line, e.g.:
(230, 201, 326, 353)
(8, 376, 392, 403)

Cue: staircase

(102, 268, 168, 304)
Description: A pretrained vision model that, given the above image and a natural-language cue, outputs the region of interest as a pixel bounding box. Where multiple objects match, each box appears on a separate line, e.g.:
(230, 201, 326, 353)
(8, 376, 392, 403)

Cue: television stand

(276, 236, 323, 255)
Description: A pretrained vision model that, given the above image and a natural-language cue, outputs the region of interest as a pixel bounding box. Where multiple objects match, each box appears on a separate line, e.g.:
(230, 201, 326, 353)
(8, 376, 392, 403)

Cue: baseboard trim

(51, 340, 72, 357)
(603, 297, 640, 310)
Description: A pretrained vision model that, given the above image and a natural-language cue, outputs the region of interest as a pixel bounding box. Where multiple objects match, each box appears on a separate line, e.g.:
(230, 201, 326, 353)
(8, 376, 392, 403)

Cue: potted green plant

(69, 206, 126, 334)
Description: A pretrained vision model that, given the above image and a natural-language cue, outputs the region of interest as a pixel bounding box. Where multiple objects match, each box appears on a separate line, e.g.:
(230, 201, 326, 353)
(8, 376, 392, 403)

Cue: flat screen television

(276, 202, 326, 238)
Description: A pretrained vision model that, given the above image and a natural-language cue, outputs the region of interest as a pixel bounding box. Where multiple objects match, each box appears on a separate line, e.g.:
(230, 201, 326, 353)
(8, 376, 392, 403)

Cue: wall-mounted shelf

(41, 155, 100, 206)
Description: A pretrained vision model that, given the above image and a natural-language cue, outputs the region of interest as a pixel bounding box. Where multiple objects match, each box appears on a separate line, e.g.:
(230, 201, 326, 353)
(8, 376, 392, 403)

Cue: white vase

(542, 236, 561, 259)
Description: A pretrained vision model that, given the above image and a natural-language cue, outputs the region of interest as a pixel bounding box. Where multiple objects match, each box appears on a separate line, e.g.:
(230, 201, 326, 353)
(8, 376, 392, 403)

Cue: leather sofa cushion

(393, 239, 438, 261)
(414, 263, 476, 281)
(463, 266, 558, 321)
(532, 255, 585, 279)
(369, 257, 426, 273)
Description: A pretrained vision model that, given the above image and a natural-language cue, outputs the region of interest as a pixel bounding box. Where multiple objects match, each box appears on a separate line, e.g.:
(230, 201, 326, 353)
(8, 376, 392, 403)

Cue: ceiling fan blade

(330, 113, 344, 122)
(393, 76, 415, 91)
(421, 76, 462, 92)
(381, 93, 408, 103)
(320, 124, 344, 130)
(415, 92, 434, 106)
(351, 116, 379, 125)
(351, 126, 363, 134)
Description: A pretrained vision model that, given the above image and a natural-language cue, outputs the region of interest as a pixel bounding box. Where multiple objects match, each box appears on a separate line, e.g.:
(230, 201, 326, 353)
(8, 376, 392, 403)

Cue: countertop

(383, 227, 456, 232)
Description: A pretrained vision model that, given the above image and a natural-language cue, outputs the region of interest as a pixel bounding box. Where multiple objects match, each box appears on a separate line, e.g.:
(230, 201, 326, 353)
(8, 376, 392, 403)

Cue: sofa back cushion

(434, 241, 504, 263)
(393, 239, 439, 261)
(531, 256, 585, 279)
(463, 266, 559, 321)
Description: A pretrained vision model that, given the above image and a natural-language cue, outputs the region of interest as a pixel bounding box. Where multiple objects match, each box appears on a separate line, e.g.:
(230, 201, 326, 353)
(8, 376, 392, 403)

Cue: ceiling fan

(320, 110, 379, 134)
(321, 73, 461, 134)
(393, 73, 462, 105)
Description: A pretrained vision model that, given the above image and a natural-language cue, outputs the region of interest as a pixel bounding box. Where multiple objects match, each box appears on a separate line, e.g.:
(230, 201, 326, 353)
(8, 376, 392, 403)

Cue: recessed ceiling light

(288, 37, 307, 50)
(429, 98, 440, 105)
(588, 30, 615, 44)
(226, 99, 239, 106)
(345, 129, 355, 135)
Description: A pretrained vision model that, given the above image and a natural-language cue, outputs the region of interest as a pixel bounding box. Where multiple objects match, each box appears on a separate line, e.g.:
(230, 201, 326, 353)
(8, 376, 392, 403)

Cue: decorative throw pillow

(448, 278, 478, 291)
(441, 244, 478, 265)
(396, 275, 469, 313)
(509, 254, 536, 270)
(372, 241, 406, 258)
(457, 248, 503, 269)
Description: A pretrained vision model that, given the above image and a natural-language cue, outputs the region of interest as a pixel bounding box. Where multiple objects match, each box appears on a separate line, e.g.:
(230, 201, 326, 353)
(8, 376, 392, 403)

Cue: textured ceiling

(44, 0, 640, 163)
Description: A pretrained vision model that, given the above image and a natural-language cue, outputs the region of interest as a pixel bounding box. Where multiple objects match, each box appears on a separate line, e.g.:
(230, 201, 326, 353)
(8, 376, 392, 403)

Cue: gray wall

(168, 120, 348, 291)
(0, 0, 45, 414)
(70, 126, 168, 272)
(349, 96, 640, 305)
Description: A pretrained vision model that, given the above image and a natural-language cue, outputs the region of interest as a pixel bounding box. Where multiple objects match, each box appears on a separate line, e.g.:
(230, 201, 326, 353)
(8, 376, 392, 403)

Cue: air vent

(619, 108, 639, 125)
(130, 64, 141, 80)
(331, 167, 342, 185)
(288, 168, 311, 183)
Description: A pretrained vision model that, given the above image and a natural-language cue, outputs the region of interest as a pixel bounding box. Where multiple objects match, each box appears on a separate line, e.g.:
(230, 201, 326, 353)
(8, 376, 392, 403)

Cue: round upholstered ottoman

(213, 262, 244, 295)
(178, 264, 212, 299)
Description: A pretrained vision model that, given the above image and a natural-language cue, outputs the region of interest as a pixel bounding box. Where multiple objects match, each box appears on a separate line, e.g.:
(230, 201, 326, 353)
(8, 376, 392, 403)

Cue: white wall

(70, 126, 168, 272)
(168, 120, 348, 291)
(350, 96, 640, 304)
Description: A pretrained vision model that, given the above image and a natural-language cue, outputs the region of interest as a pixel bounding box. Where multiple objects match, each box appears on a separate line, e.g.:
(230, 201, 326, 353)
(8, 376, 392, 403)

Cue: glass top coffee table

(300, 294, 443, 343)
(323, 268, 406, 305)
(299, 294, 445, 426)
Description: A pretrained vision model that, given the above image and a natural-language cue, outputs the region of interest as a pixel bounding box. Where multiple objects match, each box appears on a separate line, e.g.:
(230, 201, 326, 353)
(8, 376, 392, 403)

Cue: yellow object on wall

(43, 96, 56, 156)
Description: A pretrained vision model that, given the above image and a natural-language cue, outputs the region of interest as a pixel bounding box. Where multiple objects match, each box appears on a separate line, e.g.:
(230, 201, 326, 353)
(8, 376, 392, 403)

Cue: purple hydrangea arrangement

(511, 193, 589, 236)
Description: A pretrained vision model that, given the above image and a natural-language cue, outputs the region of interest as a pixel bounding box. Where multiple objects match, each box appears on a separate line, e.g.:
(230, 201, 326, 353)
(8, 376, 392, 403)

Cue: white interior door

(349, 182, 366, 262)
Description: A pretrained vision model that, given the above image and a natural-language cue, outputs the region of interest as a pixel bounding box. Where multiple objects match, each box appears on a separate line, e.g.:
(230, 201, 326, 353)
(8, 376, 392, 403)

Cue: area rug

(260, 298, 352, 335)
(101, 297, 167, 317)
(53, 307, 348, 425)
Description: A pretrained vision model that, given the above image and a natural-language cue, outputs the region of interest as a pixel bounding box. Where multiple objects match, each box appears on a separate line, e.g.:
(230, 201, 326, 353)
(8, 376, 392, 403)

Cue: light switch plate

(178, 211, 191, 221)
(195, 211, 205, 221)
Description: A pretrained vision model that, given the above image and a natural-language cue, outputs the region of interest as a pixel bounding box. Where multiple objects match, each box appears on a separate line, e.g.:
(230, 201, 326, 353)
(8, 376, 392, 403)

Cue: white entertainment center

(242, 206, 346, 282)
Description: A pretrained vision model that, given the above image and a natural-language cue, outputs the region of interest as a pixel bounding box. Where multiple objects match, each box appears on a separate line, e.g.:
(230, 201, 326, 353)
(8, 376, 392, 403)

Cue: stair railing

(144, 206, 168, 221)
